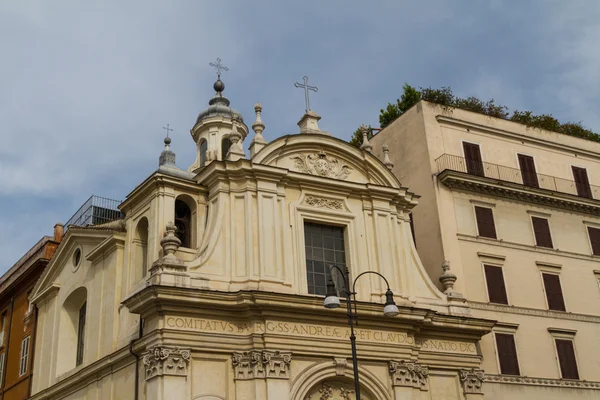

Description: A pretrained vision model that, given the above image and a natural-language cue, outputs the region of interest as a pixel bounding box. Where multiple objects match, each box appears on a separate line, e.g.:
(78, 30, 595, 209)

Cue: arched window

(200, 139, 208, 167)
(135, 218, 149, 279)
(57, 287, 87, 375)
(175, 199, 192, 248)
(221, 137, 232, 160)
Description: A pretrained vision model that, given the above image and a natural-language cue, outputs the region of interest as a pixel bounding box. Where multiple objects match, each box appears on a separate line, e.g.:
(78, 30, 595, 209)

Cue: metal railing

(435, 154, 600, 201)
(65, 195, 123, 229)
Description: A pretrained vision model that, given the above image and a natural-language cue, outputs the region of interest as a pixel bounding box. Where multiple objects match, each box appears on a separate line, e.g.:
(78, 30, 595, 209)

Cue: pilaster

(142, 346, 191, 400)
(232, 350, 292, 399)
(459, 368, 485, 398)
(389, 360, 429, 400)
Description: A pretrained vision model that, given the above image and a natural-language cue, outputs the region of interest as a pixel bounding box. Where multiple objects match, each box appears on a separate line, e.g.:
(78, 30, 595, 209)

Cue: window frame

(493, 327, 521, 376)
(571, 165, 592, 199)
(461, 140, 485, 177)
(76, 302, 86, 367)
(473, 204, 498, 239)
(516, 152, 539, 188)
(540, 271, 567, 312)
(548, 328, 579, 380)
(585, 224, 600, 256)
(530, 215, 554, 248)
(19, 335, 30, 377)
(482, 263, 510, 305)
(0, 352, 4, 388)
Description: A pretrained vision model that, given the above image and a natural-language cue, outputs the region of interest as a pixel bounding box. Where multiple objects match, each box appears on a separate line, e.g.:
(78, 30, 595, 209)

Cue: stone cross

(294, 76, 318, 112)
(209, 58, 228, 79)
(162, 124, 173, 138)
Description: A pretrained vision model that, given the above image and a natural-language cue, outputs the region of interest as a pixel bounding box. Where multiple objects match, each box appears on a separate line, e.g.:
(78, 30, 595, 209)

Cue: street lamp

(323, 265, 399, 400)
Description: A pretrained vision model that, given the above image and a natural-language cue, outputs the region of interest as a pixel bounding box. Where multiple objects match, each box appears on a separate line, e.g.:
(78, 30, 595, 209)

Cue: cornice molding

(458, 234, 598, 263)
(468, 301, 600, 323)
(485, 374, 600, 390)
(438, 170, 600, 216)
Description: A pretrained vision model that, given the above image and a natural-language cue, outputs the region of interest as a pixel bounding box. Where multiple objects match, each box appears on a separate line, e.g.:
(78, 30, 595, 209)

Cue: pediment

(252, 134, 400, 188)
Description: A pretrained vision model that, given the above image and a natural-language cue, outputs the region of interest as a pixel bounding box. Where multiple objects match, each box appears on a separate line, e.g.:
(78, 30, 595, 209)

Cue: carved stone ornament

(290, 151, 352, 180)
(460, 368, 485, 394)
(389, 360, 429, 391)
(304, 195, 344, 210)
(142, 346, 191, 380)
(232, 350, 292, 380)
(304, 381, 356, 400)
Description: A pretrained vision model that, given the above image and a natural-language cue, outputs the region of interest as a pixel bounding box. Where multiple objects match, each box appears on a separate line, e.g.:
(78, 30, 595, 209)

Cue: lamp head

(324, 278, 341, 309)
(383, 289, 399, 317)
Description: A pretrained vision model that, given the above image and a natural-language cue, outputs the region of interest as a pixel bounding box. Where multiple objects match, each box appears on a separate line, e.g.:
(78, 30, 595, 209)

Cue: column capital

(389, 360, 429, 391)
(142, 346, 191, 381)
(460, 368, 485, 395)
(232, 350, 292, 380)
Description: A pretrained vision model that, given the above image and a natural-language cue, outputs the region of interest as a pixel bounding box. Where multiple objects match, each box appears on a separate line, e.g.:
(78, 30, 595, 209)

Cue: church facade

(29, 76, 495, 400)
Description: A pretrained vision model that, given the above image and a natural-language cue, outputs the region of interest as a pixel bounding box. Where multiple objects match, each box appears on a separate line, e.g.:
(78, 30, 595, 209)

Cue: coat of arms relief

(304, 381, 364, 400)
(290, 151, 352, 180)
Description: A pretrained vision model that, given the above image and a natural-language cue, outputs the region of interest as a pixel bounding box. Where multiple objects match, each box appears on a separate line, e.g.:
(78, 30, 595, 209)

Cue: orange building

(0, 225, 62, 400)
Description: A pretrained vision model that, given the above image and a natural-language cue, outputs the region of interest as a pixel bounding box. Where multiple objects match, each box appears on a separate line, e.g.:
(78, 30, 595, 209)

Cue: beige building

(371, 101, 600, 399)
(27, 78, 499, 400)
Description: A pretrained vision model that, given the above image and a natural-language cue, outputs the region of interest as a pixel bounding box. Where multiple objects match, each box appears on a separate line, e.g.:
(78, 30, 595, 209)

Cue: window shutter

(532, 217, 553, 248)
(542, 273, 566, 312)
(484, 265, 508, 304)
(463, 142, 484, 176)
(588, 227, 600, 255)
(518, 154, 539, 188)
(555, 339, 579, 379)
(475, 206, 497, 239)
(495, 333, 520, 375)
(572, 166, 592, 198)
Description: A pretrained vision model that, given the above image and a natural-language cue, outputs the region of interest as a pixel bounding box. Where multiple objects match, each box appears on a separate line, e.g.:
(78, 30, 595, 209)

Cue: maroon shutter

(555, 339, 579, 379)
(572, 166, 592, 198)
(588, 227, 600, 256)
(463, 142, 484, 176)
(542, 273, 566, 312)
(475, 206, 497, 239)
(484, 265, 508, 304)
(496, 333, 520, 375)
(531, 217, 553, 248)
(518, 154, 539, 188)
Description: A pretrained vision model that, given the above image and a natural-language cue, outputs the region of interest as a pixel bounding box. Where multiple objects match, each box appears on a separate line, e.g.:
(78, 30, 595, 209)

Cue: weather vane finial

(209, 58, 228, 79)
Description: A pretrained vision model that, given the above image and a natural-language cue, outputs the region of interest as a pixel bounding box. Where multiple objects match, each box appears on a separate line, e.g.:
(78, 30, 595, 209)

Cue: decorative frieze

(304, 195, 344, 210)
(486, 374, 600, 389)
(290, 151, 352, 180)
(142, 346, 191, 380)
(232, 350, 292, 380)
(468, 300, 600, 323)
(304, 382, 355, 400)
(460, 368, 485, 395)
(389, 360, 429, 391)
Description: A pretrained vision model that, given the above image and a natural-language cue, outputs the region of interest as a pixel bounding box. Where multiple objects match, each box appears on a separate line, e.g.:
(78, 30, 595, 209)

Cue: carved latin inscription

(460, 368, 485, 394)
(232, 350, 292, 380)
(142, 346, 191, 380)
(290, 151, 352, 180)
(304, 195, 344, 210)
(389, 360, 429, 391)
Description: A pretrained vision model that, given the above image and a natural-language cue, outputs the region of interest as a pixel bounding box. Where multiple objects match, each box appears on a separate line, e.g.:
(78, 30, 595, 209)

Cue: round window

(73, 248, 82, 268)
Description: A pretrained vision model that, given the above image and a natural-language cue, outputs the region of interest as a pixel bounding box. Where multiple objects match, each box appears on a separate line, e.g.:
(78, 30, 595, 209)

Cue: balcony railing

(65, 195, 123, 229)
(435, 154, 600, 201)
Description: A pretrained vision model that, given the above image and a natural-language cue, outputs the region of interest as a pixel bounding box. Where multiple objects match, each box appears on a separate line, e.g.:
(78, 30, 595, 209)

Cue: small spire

(250, 103, 267, 157)
(359, 125, 373, 153)
(382, 143, 394, 170)
(159, 136, 176, 167)
(226, 118, 246, 161)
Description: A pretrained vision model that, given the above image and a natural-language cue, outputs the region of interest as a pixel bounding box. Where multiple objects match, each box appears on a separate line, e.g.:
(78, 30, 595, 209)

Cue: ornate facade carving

(290, 152, 352, 180)
(232, 350, 292, 380)
(304, 381, 356, 400)
(142, 346, 191, 380)
(460, 368, 485, 395)
(304, 195, 344, 210)
(485, 374, 600, 389)
(389, 360, 429, 391)
(333, 358, 347, 376)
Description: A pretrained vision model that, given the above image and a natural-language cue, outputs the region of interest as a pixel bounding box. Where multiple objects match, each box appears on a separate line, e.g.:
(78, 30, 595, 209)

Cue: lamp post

(323, 266, 399, 400)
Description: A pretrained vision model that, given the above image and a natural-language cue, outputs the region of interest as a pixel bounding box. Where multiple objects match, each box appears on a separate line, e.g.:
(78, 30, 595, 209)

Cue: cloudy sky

(1, 1, 599, 272)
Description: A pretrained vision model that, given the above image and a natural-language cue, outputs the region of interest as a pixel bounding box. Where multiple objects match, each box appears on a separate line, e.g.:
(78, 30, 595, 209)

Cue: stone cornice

(122, 287, 495, 337)
(468, 301, 600, 323)
(438, 169, 600, 216)
(485, 374, 600, 390)
(86, 233, 126, 264)
(458, 234, 599, 263)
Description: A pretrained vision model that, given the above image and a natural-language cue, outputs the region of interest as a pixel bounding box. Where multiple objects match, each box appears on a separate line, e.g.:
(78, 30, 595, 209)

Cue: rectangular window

(588, 226, 600, 256)
(572, 166, 592, 199)
(518, 154, 539, 188)
(495, 333, 520, 375)
(19, 336, 30, 377)
(555, 339, 579, 379)
(475, 206, 497, 239)
(304, 222, 347, 296)
(0, 312, 6, 347)
(484, 265, 508, 304)
(463, 142, 484, 176)
(542, 273, 566, 311)
(76, 303, 86, 366)
(532, 217, 553, 248)
(0, 353, 4, 388)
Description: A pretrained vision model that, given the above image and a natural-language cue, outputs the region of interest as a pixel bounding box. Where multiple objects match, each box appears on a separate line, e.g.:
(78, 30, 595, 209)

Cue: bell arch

(134, 217, 149, 280)
(175, 194, 197, 249)
(289, 360, 391, 400)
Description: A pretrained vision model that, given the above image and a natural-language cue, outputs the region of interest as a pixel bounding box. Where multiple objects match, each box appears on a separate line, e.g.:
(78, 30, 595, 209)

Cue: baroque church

(28, 69, 494, 400)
